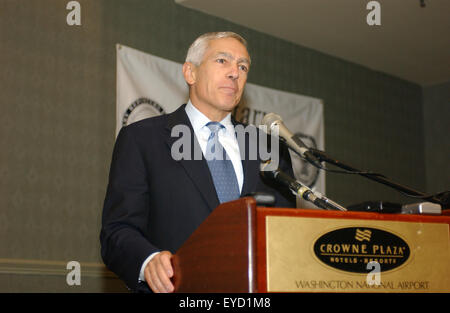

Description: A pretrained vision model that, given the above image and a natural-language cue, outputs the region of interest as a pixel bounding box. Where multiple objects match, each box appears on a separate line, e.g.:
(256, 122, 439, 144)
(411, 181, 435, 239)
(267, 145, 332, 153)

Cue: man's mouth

(220, 86, 238, 94)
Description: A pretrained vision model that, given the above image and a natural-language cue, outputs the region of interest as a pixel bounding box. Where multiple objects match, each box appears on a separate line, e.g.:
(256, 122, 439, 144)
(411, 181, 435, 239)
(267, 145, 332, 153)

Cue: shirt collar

(185, 100, 233, 135)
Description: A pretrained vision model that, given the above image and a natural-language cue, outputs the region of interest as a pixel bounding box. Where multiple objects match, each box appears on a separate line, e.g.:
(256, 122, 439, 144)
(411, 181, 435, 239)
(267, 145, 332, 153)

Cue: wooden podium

(172, 197, 450, 293)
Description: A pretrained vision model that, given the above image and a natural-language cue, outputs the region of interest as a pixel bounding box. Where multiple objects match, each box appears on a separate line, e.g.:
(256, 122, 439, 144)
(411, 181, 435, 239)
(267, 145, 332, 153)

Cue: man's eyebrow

(215, 52, 233, 59)
(237, 57, 251, 65)
(215, 52, 251, 65)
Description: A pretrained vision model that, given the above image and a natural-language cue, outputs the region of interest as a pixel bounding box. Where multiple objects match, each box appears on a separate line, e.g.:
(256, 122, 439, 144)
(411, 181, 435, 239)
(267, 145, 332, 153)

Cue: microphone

(261, 113, 320, 166)
(260, 161, 346, 211)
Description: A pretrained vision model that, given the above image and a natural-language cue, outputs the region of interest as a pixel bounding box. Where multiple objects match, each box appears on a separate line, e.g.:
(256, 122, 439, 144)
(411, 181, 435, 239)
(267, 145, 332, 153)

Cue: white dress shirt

(184, 100, 244, 191)
(139, 100, 243, 282)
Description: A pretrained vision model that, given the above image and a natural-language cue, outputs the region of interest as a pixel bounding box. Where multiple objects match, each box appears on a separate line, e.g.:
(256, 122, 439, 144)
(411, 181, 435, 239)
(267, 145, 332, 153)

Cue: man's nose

(227, 64, 239, 80)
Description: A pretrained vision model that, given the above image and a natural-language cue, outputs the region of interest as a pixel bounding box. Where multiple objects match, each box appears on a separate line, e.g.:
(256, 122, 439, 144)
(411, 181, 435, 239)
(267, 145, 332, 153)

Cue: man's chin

(219, 104, 239, 114)
(218, 98, 241, 112)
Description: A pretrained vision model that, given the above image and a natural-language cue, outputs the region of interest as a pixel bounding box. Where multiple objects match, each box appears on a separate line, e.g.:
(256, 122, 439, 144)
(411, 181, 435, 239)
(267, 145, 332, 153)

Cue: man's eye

(216, 58, 226, 64)
(239, 65, 248, 72)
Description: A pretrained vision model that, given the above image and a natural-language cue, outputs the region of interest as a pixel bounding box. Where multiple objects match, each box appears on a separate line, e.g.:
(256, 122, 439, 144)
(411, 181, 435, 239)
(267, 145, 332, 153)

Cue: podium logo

(355, 229, 372, 242)
(313, 227, 410, 274)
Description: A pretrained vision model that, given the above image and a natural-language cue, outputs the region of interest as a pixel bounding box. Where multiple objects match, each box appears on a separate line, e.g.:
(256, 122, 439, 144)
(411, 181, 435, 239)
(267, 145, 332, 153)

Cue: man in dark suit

(100, 32, 295, 293)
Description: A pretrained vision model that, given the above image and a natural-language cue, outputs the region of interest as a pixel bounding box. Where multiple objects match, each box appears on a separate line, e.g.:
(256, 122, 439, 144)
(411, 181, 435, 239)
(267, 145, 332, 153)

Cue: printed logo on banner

(291, 133, 320, 188)
(122, 97, 165, 126)
(234, 104, 321, 189)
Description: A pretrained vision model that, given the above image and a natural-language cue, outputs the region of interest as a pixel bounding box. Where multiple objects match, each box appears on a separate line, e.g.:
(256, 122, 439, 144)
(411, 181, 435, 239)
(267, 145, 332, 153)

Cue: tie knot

(206, 121, 225, 135)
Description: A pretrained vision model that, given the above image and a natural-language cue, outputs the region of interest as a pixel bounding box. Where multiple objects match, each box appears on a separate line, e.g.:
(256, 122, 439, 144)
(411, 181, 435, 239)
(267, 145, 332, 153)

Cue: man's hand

(144, 250, 174, 293)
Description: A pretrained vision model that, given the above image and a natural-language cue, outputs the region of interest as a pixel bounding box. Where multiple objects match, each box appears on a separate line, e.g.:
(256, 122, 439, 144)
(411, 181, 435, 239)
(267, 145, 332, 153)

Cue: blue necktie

(205, 122, 240, 204)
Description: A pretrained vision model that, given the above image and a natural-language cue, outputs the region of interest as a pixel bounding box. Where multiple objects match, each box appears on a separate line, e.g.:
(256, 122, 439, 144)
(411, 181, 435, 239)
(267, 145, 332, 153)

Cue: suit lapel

(165, 105, 220, 211)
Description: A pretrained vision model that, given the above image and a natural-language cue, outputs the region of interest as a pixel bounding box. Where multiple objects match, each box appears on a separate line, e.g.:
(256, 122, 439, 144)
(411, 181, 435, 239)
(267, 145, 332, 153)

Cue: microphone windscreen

(261, 113, 282, 131)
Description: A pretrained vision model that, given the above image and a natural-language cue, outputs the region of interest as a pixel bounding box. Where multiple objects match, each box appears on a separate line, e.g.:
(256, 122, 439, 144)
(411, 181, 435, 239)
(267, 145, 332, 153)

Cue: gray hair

(185, 32, 250, 66)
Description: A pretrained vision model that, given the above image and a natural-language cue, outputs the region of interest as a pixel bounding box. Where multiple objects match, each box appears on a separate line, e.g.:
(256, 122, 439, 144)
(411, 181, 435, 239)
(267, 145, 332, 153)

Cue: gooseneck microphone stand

(309, 148, 448, 209)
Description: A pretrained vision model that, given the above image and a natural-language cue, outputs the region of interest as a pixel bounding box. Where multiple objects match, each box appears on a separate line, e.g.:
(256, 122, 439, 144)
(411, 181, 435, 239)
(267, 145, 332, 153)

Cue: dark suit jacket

(100, 104, 295, 292)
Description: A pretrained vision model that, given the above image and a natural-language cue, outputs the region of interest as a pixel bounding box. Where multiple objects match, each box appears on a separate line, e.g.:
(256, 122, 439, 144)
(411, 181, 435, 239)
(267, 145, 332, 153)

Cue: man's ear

(182, 62, 196, 85)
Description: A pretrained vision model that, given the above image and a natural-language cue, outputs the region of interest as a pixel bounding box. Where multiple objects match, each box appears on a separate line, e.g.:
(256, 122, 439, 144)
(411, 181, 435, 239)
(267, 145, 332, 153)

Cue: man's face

(184, 37, 250, 120)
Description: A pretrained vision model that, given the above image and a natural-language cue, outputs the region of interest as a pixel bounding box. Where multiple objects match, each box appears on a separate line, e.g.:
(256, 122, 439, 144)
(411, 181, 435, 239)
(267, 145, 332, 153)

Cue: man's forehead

(214, 51, 250, 64)
(206, 38, 250, 60)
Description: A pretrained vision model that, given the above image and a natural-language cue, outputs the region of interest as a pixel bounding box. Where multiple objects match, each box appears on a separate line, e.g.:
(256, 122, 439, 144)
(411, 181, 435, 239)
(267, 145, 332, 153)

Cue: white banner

(116, 44, 325, 205)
